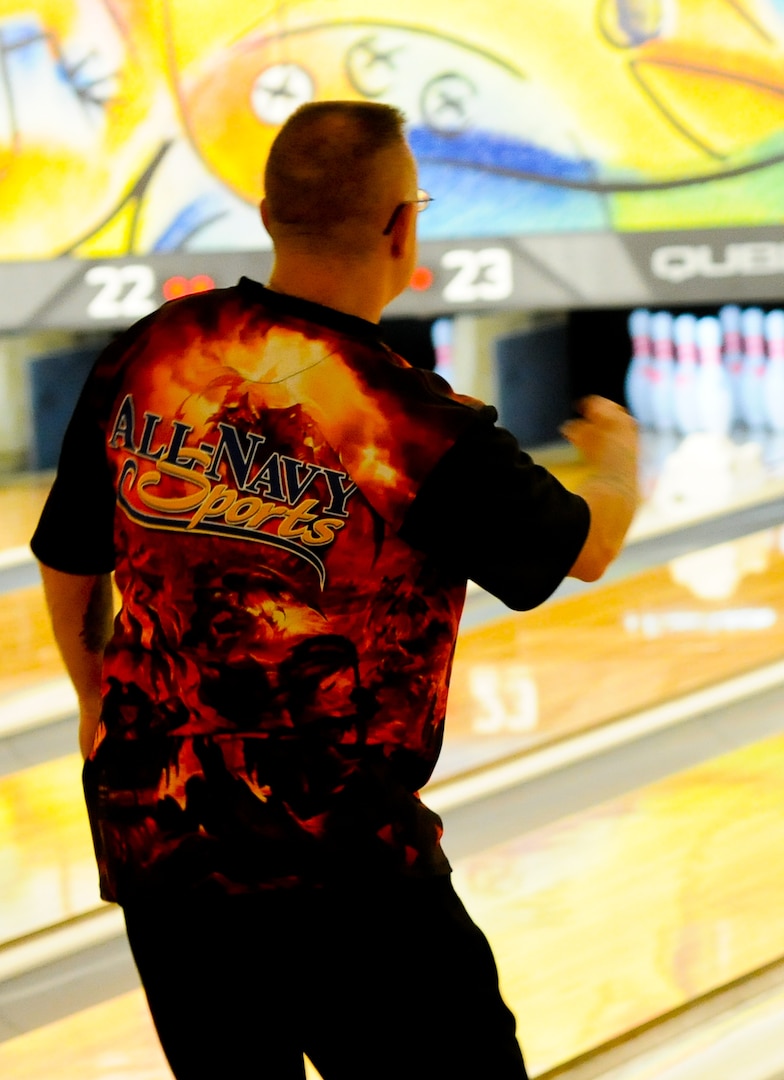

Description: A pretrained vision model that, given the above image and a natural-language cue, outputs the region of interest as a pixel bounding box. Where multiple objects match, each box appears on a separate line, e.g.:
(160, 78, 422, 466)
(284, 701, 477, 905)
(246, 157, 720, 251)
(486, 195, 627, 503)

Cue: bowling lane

(0, 991, 171, 1080)
(3, 731, 784, 1078)
(0, 754, 99, 946)
(0, 585, 65, 700)
(0, 986, 318, 1080)
(0, 476, 52, 556)
(436, 523, 784, 780)
(449, 731, 784, 1075)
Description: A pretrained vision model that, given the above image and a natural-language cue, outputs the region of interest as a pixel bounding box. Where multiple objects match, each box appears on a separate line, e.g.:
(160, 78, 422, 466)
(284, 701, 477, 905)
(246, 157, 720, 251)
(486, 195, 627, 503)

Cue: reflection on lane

(449, 732, 784, 1074)
(0, 989, 170, 1080)
(0, 754, 97, 946)
(438, 524, 784, 782)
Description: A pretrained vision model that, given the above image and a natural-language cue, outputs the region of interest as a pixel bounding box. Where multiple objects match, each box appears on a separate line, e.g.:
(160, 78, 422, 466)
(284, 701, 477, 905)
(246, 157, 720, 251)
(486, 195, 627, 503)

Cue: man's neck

(266, 257, 390, 324)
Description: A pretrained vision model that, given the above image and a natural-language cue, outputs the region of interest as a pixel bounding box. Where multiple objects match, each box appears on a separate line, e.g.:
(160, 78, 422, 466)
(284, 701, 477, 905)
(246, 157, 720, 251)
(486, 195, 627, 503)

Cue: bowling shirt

(31, 278, 589, 904)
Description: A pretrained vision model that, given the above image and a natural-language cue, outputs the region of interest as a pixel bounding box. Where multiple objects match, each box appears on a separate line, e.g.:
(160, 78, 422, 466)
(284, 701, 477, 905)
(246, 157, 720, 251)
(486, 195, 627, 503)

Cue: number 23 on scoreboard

(440, 247, 514, 304)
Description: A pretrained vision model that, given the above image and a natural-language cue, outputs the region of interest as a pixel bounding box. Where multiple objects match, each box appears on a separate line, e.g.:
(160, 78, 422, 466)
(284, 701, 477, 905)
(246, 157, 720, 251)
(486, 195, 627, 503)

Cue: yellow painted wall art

(2, 0, 784, 259)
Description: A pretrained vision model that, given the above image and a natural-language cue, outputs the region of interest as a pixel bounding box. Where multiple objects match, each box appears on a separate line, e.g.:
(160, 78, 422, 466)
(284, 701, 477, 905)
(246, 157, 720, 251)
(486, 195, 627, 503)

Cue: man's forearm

(560, 396, 640, 582)
(38, 565, 114, 754)
(569, 471, 640, 581)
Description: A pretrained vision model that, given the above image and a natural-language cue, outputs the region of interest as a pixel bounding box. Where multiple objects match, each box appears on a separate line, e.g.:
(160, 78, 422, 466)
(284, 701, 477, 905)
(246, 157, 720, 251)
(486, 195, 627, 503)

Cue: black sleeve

(30, 374, 116, 575)
(399, 410, 590, 611)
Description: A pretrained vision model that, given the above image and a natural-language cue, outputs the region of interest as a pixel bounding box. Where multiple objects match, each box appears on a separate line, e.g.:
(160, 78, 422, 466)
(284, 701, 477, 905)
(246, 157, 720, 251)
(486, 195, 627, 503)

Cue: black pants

(123, 875, 529, 1080)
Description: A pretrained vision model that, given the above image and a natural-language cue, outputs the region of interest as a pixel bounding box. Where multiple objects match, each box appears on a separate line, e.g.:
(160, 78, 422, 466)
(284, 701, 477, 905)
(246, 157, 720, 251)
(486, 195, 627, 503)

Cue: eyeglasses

(382, 190, 433, 235)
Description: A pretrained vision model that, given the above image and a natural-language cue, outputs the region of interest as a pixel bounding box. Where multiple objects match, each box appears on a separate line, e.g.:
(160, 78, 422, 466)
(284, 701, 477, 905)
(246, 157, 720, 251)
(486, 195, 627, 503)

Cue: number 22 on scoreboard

(85, 265, 157, 320)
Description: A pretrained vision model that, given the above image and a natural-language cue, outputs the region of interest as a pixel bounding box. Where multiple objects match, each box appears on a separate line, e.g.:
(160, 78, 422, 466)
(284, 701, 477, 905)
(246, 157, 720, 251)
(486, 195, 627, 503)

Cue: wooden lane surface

(3, 732, 784, 1078)
(0, 755, 98, 946)
(452, 731, 784, 1074)
(0, 584, 66, 699)
(436, 525, 784, 780)
(0, 987, 321, 1080)
(0, 476, 52, 554)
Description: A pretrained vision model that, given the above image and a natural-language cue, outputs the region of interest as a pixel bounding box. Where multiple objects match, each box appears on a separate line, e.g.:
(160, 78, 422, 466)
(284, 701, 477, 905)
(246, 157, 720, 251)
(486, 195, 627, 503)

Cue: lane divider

(0, 905, 125, 984)
(0, 546, 33, 571)
(426, 660, 784, 813)
(0, 679, 77, 738)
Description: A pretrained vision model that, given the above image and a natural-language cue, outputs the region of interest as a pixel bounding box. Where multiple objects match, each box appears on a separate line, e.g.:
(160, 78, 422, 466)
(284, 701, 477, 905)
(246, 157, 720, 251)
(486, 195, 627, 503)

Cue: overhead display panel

(2, 0, 784, 330)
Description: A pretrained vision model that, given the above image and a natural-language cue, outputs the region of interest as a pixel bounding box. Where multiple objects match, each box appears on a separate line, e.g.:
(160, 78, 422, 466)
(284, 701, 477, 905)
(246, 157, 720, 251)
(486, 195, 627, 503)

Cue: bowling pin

(431, 317, 454, 384)
(763, 309, 784, 433)
(696, 316, 733, 436)
(739, 307, 768, 430)
(672, 313, 701, 436)
(718, 304, 743, 425)
(624, 308, 655, 427)
(649, 310, 676, 433)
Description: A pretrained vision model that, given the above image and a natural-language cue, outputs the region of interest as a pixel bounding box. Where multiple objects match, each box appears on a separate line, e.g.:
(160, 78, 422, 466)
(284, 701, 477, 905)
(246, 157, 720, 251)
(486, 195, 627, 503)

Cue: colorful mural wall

(2, 0, 784, 261)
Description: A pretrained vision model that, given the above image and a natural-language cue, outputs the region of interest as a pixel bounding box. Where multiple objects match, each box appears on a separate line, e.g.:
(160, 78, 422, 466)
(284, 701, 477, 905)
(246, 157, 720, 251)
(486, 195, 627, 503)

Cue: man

(32, 101, 639, 1079)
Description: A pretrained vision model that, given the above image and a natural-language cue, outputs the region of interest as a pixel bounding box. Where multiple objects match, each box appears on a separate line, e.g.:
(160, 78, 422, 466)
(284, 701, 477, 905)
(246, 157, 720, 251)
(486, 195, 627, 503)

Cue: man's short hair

(264, 101, 408, 242)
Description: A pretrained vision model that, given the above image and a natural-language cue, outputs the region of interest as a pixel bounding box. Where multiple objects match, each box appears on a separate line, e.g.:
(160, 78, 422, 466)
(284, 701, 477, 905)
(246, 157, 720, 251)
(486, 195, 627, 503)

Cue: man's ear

(388, 202, 415, 260)
(260, 198, 272, 235)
